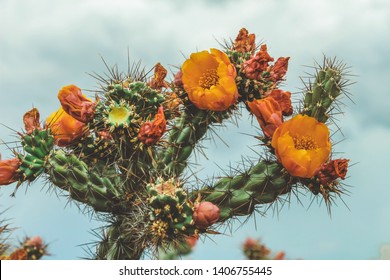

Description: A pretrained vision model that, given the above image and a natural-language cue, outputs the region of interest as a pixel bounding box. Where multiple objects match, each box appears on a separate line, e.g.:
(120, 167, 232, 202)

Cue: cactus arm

(193, 160, 292, 222)
(45, 150, 123, 212)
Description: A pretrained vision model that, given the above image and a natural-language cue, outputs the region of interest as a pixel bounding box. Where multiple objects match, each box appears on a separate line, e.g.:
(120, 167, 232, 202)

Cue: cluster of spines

(18, 129, 54, 182)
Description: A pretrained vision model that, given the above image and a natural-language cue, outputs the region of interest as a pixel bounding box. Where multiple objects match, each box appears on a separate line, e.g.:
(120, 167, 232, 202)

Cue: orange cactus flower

(234, 28, 256, 54)
(149, 63, 169, 90)
(0, 157, 21, 186)
(193, 201, 220, 229)
(181, 48, 238, 111)
(138, 106, 166, 145)
(243, 44, 274, 80)
(248, 96, 283, 138)
(46, 107, 86, 147)
(271, 114, 331, 178)
(267, 89, 293, 116)
(269, 57, 290, 82)
(58, 85, 95, 123)
(23, 108, 41, 134)
(316, 159, 350, 185)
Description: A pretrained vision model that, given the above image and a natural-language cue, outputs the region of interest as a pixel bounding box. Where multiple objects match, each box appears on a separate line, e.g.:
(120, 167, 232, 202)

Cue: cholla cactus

(0, 28, 353, 259)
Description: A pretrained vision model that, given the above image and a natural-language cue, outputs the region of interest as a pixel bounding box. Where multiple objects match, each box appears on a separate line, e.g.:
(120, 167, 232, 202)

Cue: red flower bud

(193, 201, 220, 229)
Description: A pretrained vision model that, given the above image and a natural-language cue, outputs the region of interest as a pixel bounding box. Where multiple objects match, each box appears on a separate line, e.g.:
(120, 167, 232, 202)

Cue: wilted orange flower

(138, 106, 166, 145)
(234, 28, 256, 53)
(267, 89, 293, 116)
(149, 63, 169, 90)
(0, 157, 21, 186)
(58, 85, 95, 123)
(243, 44, 274, 80)
(193, 201, 220, 229)
(182, 48, 238, 111)
(248, 96, 283, 138)
(271, 114, 331, 178)
(23, 108, 41, 134)
(269, 57, 290, 82)
(316, 159, 350, 185)
(46, 107, 86, 147)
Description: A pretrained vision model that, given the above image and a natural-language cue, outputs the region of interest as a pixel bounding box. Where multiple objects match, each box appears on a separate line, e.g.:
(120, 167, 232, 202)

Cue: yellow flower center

(198, 69, 219, 89)
(108, 106, 131, 126)
(293, 135, 318, 150)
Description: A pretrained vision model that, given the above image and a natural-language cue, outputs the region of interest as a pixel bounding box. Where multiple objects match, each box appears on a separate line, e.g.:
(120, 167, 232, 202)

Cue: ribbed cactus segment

(198, 161, 291, 221)
(46, 150, 122, 212)
(18, 129, 54, 182)
(303, 60, 343, 123)
(158, 108, 228, 177)
(148, 178, 196, 240)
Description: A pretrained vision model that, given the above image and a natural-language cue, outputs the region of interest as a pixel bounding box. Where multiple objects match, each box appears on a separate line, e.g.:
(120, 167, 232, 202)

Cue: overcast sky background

(1, 0, 390, 260)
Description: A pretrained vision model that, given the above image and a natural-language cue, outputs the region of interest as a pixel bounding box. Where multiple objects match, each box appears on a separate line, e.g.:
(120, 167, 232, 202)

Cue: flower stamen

(198, 69, 219, 89)
(293, 135, 318, 150)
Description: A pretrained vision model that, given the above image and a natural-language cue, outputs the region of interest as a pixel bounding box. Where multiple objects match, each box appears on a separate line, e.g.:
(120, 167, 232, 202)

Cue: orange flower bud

(149, 63, 169, 90)
(58, 85, 95, 123)
(234, 28, 256, 54)
(138, 106, 166, 145)
(0, 157, 21, 186)
(243, 44, 274, 80)
(271, 115, 331, 178)
(23, 108, 41, 134)
(267, 89, 293, 116)
(269, 57, 290, 82)
(248, 96, 283, 138)
(193, 201, 220, 229)
(46, 107, 86, 147)
(316, 159, 350, 185)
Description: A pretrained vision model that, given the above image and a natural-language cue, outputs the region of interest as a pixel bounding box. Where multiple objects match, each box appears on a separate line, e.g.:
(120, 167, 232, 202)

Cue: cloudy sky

(1, 0, 389, 260)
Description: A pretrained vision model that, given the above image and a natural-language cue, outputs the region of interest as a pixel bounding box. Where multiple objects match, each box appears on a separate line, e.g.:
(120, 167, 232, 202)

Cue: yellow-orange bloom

(46, 108, 86, 147)
(58, 85, 95, 123)
(271, 114, 331, 178)
(248, 96, 283, 138)
(182, 48, 238, 111)
(0, 157, 21, 186)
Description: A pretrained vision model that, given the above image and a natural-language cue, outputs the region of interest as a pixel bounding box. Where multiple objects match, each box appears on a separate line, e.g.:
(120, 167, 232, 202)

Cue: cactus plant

(0, 28, 353, 259)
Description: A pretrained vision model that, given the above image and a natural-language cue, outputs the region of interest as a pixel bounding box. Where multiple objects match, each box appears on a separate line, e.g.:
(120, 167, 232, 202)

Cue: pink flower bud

(193, 201, 220, 229)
